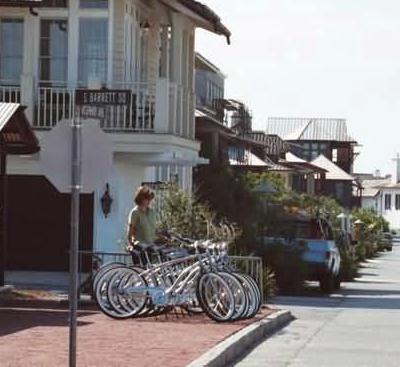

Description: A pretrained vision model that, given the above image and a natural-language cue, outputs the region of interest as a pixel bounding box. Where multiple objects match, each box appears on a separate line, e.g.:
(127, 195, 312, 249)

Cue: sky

(195, 0, 400, 176)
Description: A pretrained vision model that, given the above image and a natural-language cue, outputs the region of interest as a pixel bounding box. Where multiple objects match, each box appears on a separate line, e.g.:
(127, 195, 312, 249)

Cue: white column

(21, 13, 37, 122)
(170, 13, 183, 84)
(68, 0, 79, 87)
(154, 78, 169, 133)
(159, 25, 170, 78)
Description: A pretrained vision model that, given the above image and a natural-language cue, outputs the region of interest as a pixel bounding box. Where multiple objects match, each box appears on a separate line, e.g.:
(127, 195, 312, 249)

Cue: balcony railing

(0, 83, 21, 103)
(0, 79, 194, 139)
(33, 84, 155, 132)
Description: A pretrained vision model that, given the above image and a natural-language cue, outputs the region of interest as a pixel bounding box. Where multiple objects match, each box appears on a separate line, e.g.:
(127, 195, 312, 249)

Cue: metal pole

(0, 152, 7, 286)
(69, 109, 81, 367)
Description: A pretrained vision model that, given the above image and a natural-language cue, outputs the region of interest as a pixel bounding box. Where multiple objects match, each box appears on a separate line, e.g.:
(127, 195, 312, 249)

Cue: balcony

(0, 78, 195, 140)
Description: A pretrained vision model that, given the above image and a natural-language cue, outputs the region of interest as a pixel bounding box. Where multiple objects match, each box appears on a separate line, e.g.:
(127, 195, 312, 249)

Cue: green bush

(258, 243, 307, 294)
(262, 266, 277, 300)
(339, 248, 358, 281)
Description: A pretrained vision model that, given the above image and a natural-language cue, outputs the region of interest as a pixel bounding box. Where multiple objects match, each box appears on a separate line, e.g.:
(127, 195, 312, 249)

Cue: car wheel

(320, 274, 334, 294)
(333, 275, 341, 290)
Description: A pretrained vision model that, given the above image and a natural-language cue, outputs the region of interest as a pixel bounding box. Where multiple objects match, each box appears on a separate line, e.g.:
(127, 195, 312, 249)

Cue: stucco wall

(94, 155, 155, 252)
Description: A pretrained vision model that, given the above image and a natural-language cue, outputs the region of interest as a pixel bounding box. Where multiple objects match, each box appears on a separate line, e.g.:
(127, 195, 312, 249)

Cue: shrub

(258, 243, 307, 295)
(339, 248, 358, 281)
(262, 266, 277, 300)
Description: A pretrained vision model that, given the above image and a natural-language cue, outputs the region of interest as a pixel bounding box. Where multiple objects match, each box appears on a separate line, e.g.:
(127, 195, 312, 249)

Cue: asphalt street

(235, 239, 400, 367)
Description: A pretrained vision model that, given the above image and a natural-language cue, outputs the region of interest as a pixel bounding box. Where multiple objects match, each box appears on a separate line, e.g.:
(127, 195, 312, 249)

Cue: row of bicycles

(93, 233, 262, 322)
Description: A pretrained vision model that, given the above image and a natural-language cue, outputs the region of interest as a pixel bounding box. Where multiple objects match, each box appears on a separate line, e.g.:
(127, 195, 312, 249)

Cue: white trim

(107, 0, 114, 84)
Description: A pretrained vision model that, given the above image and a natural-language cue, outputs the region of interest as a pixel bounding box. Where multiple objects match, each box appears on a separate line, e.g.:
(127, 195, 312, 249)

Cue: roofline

(161, 0, 231, 44)
(195, 52, 226, 78)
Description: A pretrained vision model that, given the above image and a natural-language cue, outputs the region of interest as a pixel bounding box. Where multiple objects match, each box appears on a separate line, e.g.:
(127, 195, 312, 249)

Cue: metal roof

(0, 103, 19, 131)
(245, 131, 289, 156)
(266, 117, 356, 143)
(311, 154, 354, 181)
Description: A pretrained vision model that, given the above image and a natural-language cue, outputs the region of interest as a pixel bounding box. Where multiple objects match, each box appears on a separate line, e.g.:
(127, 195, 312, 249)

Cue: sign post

(69, 108, 81, 367)
(68, 89, 130, 367)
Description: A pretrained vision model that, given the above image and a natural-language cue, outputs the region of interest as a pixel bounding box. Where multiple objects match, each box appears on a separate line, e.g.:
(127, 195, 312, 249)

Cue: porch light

(100, 183, 113, 218)
(140, 20, 151, 30)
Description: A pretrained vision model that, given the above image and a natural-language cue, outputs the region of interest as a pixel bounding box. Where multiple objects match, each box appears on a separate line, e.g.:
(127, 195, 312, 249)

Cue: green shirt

(128, 206, 156, 243)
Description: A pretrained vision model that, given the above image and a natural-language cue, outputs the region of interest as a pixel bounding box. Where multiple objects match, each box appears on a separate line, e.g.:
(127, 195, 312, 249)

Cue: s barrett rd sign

(75, 89, 131, 106)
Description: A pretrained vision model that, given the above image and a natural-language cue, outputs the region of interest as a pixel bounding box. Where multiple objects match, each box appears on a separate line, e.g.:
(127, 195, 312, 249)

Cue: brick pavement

(0, 306, 274, 367)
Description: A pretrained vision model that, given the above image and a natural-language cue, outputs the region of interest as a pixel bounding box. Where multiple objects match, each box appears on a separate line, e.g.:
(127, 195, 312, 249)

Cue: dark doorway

(4, 175, 93, 271)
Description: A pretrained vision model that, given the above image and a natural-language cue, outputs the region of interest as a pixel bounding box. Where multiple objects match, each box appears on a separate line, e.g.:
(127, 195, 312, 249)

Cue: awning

(0, 0, 43, 6)
(0, 103, 40, 155)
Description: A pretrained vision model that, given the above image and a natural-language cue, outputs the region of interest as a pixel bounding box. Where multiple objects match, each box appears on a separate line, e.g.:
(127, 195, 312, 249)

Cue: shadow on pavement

(272, 287, 400, 310)
(0, 309, 94, 337)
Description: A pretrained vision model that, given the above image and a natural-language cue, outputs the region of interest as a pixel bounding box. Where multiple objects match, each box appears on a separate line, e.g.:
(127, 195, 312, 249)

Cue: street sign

(75, 89, 130, 106)
(80, 106, 105, 120)
(39, 119, 113, 193)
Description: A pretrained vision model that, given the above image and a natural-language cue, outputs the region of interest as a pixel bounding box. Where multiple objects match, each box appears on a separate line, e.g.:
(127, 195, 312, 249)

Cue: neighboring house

(266, 117, 361, 207)
(311, 154, 357, 208)
(358, 158, 400, 230)
(0, 0, 230, 272)
(361, 178, 400, 230)
(195, 53, 271, 166)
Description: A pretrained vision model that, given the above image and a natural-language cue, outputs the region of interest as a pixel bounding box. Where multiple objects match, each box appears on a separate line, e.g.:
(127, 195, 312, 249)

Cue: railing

(32, 83, 155, 131)
(101, 84, 155, 132)
(35, 86, 74, 128)
(77, 250, 264, 301)
(0, 83, 21, 103)
(168, 83, 193, 139)
(0, 80, 194, 138)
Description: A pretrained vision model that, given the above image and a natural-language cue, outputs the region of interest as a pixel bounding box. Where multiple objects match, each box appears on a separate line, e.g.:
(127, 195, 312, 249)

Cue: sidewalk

(0, 289, 279, 367)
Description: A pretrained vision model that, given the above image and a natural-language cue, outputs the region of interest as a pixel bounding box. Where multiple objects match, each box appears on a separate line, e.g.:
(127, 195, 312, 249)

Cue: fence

(78, 250, 264, 301)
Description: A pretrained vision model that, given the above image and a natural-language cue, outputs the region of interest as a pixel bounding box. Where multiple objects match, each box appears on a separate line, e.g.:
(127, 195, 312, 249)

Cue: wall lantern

(100, 183, 113, 218)
(140, 20, 151, 30)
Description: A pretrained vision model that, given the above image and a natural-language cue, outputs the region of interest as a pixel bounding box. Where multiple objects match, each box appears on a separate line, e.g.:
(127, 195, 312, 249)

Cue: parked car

(262, 211, 341, 294)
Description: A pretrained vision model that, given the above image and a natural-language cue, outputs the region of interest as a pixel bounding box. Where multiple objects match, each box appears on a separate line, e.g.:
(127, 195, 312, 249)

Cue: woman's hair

(134, 185, 155, 205)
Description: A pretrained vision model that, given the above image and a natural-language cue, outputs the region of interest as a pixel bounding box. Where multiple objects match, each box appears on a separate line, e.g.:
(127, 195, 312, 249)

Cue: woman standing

(127, 185, 156, 247)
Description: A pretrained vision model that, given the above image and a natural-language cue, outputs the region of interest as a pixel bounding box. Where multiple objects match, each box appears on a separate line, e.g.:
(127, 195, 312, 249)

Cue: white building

(0, 0, 230, 272)
(360, 158, 400, 230)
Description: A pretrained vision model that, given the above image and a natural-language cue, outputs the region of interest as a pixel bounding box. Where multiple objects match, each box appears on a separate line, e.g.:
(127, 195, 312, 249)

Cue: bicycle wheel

(218, 271, 248, 321)
(242, 274, 262, 314)
(107, 268, 148, 319)
(197, 272, 235, 322)
(94, 265, 128, 318)
(234, 273, 259, 318)
(92, 262, 126, 295)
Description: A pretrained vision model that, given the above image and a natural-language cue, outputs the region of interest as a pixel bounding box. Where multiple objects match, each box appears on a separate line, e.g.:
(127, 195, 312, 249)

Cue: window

(78, 19, 108, 85)
(332, 148, 338, 162)
(0, 19, 23, 85)
(40, 20, 68, 86)
(385, 194, 392, 210)
(396, 194, 400, 210)
(80, 0, 108, 9)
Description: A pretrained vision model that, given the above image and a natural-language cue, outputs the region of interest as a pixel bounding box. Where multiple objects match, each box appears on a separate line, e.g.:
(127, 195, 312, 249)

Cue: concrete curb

(187, 310, 294, 367)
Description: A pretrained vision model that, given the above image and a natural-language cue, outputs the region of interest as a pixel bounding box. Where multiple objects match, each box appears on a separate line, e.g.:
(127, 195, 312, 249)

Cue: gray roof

(311, 154, 354, 181)
(266, 117, 356, 142)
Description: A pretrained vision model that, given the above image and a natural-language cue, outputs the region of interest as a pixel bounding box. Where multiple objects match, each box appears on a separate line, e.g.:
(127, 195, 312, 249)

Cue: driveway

(235, 239, 400, 367)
